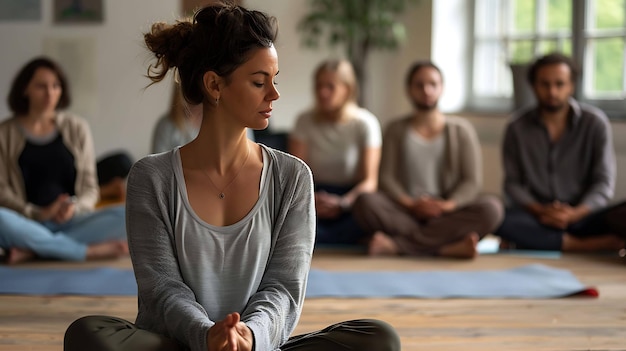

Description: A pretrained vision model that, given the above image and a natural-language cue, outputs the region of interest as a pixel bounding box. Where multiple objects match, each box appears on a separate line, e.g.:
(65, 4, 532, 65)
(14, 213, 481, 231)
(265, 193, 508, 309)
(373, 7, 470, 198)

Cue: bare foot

(368, 231, 399, 256)
(562, 234, 625, 252)
(438, 232, 479, 259)
(7, 248, 36, 265)
(86, 240, 129, 261)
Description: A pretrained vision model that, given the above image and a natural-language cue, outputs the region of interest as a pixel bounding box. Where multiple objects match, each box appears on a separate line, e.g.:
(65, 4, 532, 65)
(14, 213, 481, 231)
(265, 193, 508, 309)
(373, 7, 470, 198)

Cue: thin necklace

(201, 146, 251, 199)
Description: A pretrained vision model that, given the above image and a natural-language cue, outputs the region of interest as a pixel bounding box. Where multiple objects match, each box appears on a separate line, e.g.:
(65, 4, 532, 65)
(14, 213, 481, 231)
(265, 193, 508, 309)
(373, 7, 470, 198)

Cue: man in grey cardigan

(353, 61, 503, 258)
(495, 53, 626, 252)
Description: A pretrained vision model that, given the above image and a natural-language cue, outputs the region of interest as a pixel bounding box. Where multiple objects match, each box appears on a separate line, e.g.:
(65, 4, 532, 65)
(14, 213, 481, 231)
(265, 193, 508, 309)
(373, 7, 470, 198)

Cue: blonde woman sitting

(289, 59, 381, 246)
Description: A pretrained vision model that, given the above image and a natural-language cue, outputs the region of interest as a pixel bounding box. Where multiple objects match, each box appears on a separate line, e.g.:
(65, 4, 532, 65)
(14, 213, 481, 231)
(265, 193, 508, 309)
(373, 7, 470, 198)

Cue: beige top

(379, 115, 482, 207)
(0, 112, 99, 219)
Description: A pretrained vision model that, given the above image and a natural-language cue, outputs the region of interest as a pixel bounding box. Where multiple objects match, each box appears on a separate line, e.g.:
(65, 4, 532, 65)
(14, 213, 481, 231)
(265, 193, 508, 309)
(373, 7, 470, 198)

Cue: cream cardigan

(0, 112, 99, 219)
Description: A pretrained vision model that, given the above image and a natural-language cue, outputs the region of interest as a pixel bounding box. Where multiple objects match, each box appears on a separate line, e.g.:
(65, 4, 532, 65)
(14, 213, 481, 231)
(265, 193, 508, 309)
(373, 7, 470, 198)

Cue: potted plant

(507, 44, 541, 110)
(298, 0, 418, 105)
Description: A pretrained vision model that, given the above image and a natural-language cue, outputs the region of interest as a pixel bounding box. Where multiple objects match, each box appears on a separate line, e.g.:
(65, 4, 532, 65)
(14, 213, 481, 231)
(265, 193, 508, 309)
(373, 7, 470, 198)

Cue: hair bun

(145, 20, 193, 68)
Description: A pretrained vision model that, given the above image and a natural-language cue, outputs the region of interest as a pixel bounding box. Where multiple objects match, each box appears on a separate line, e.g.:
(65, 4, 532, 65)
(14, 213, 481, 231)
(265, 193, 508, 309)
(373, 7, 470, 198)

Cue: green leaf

(298, 0, 420, 76)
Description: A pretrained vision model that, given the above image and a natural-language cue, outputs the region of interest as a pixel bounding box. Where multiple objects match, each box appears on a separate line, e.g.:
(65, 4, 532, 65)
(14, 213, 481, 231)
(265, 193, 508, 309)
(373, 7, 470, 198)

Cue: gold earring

(215, 97, 219, 106)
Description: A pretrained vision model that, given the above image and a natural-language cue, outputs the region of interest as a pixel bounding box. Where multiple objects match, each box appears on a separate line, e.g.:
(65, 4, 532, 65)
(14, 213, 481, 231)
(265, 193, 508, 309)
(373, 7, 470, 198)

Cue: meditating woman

(289, 59, 382, 245)
(64, 2, 400, 350)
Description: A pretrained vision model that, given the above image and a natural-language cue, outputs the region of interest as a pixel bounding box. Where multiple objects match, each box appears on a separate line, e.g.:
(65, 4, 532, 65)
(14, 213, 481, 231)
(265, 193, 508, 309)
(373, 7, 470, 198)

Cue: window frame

(468, 0, 626, 118)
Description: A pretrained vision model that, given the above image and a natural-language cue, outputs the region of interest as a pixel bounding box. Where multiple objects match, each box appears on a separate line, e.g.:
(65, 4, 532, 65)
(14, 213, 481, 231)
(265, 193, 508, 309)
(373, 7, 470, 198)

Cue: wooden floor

(1, 249, 625, 351)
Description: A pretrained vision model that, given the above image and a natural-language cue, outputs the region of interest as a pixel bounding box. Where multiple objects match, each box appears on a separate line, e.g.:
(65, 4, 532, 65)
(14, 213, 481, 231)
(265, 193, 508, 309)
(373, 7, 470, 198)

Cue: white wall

(364, 0, 433, 126)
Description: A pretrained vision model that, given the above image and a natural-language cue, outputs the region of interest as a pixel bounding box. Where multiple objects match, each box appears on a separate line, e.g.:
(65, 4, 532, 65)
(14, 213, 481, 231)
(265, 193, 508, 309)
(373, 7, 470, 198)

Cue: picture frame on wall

(54, 0, 104, 24)
(0, 0, 41, 21)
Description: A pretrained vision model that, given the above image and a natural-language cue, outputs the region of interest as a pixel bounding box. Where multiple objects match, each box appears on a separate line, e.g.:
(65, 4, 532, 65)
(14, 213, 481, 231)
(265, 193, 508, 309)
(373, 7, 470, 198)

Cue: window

(470, 0, 626, 116)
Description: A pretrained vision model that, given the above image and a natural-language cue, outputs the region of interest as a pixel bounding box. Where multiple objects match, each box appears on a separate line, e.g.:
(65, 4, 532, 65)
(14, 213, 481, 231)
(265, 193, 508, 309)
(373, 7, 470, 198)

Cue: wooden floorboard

(1, 251, 625, 350)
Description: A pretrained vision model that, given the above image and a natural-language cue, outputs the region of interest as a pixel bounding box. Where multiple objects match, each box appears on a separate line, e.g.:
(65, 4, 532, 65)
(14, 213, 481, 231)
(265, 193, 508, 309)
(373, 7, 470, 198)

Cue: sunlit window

(471, 0, 625, 115)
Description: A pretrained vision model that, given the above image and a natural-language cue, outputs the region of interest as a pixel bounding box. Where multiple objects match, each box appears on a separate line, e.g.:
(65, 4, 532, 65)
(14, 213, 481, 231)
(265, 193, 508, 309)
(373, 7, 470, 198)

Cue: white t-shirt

(291, 105, 381, 186)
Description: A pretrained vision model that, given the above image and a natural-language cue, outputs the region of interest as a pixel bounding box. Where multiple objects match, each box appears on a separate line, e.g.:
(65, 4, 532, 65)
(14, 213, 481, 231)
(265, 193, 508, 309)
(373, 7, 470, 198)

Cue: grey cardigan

(379, 115, 482, 207)
(126, 145, 315, 351)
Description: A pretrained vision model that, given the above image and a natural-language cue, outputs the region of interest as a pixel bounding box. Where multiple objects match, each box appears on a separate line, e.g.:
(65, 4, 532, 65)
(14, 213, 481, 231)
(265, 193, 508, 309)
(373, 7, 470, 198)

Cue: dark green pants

(64, 315, 401, 351)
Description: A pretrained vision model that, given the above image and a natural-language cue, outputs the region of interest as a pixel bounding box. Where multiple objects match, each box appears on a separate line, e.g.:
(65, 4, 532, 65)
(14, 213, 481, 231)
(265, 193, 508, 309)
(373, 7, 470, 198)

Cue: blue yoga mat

(0, 264, 594, 298)
(305, 264, 594, 298)
(0, 267, 138, 296)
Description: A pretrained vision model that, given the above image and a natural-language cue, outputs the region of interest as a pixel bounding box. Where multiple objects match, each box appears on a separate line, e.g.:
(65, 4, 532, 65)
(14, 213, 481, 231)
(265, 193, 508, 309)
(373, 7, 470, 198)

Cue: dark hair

(144, 1, 278, 105)
(96, 152, 134, 186)
(7, 57, 71, 115)
(527, 53, 579, 85)
(405, 60, 443, 87)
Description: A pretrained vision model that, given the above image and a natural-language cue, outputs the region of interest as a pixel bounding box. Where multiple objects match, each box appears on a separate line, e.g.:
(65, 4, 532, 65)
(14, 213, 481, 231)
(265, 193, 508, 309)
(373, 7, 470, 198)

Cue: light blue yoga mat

(0, 264, 595, 298)
(305, 264, 594, 298)
(0, 267, 138, 296)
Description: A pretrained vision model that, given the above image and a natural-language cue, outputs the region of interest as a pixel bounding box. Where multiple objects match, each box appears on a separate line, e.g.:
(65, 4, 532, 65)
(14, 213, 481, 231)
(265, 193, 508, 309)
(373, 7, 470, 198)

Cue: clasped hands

(409, 195, 455, 220)
(529, 201, 586, 230)
(315, 191, 347, 219)
(207, 312, 253, 351)
(36, 193, 75, 224)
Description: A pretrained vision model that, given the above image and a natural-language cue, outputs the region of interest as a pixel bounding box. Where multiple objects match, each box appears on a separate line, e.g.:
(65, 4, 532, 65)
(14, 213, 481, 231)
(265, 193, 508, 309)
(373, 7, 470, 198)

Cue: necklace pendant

(219, 193, 225, 199)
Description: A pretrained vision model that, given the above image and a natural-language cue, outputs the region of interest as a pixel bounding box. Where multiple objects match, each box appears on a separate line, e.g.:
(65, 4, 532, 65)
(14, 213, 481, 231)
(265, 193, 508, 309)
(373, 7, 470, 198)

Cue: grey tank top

(404, 130, 445, 198)
(171, 147, 274, 321)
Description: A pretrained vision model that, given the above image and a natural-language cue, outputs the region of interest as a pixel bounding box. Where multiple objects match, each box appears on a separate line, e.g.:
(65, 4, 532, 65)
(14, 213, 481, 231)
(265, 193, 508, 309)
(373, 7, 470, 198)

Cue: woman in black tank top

(0, 57, 128, 264)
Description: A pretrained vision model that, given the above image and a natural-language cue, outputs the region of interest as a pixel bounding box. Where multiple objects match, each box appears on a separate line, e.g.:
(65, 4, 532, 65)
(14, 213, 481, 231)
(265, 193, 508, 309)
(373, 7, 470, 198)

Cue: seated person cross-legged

(0, 57, 127, 264)
(289, 59, 382, 246)
(352, 61, 504, 259)
(495, 53, 626, 252)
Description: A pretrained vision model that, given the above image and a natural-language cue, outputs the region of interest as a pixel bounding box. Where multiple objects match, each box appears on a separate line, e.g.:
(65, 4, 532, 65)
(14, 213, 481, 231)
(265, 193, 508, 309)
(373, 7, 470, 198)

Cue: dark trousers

(495, 201, 626, 251)
(315, 184, 367, 245)
(352, 192, 504, 255)
(64, 315, 401, 351)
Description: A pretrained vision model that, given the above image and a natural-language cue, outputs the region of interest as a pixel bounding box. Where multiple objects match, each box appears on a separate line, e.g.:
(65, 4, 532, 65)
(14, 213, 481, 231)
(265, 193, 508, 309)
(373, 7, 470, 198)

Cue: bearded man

(495, 53, 626, 252)
(352, 61, 503, 258)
